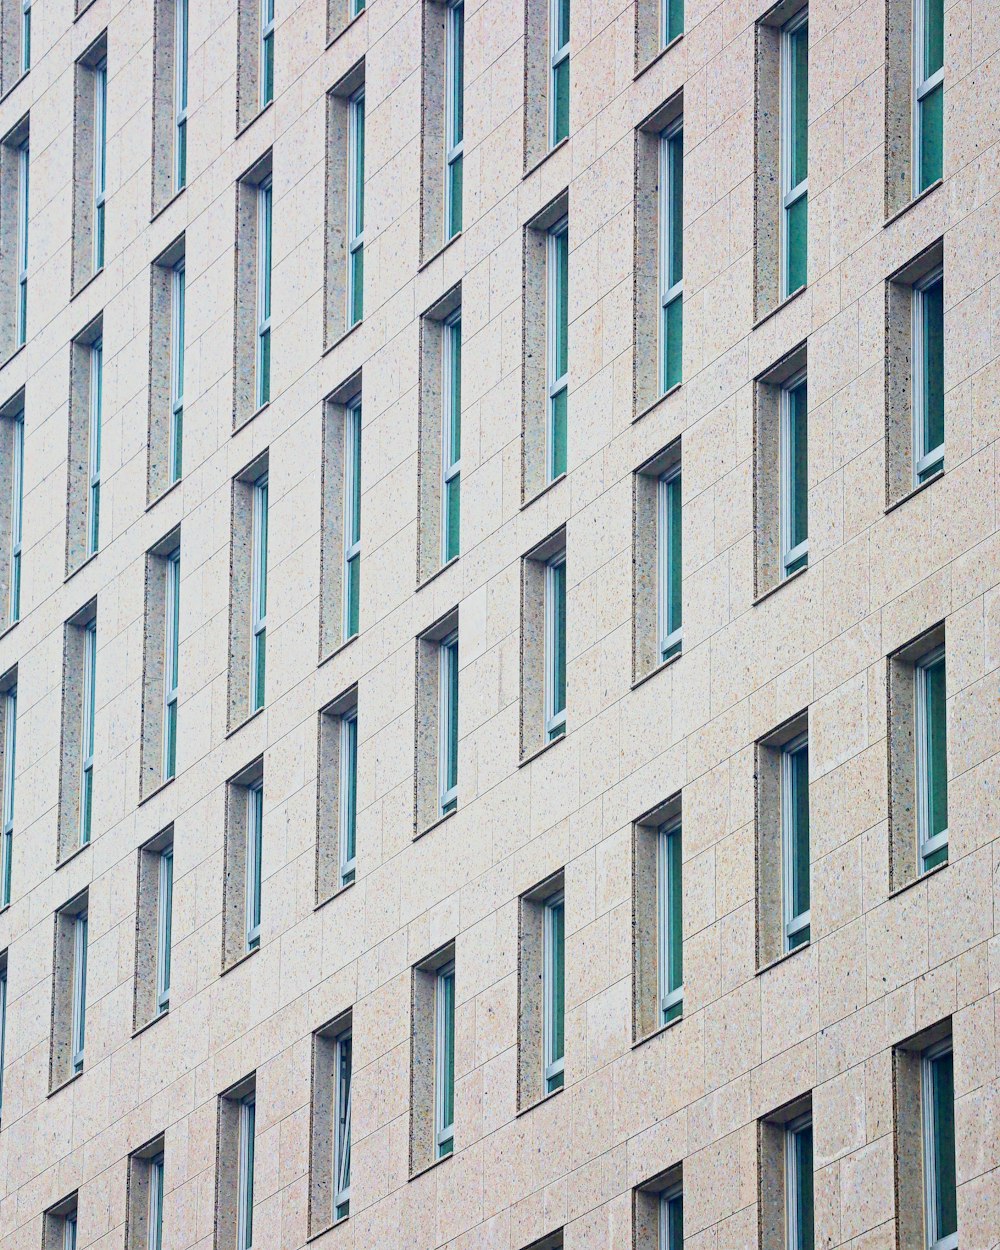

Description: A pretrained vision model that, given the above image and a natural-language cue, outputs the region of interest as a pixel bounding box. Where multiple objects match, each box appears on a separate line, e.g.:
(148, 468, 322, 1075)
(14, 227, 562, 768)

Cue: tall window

(80, 620, 97, 847)
(442, 311, 461, 563)
(549, 0, 569, 146)
(20, 1, 29, 74)
(657, 465, 682, 662)
(438, 632, 458, 816)
(663, 0, 682, 44)
(237, 1094, 256, 1250)
(71, 910, 88, 1074)
(657, 818, 682, 1025)
(250, 472, 268, 712)
(659, 119, 682, 393)
(780, 10, 807, 298)
(914, 0, 943, 193)
(781, 733, 810, 951)
(94, 59, 107, 272)
(784, 1114, 814, 1250)
(156, 846, 173, 1015)
(174, 0, 189, 191)
(0, 961, 6, 1120)
(333, 1027, 352, 1219)
(544, 553, 566, 741)
(913, 267, 944, 484)
(16, 139, 27, 349)
(347, 87, 365, 328)
(260, 0, 274, 108)
(255, 179, 272, 410)
(921, 1040, 957, 1250)
(780, 371, 808, 578)
(163, 549, 180, 781)
(1, 685, 14, 906)
(546, 218, 568, 481)
(64, 1212, 78, 1250)
(916, 644, 947, 872)
(170, 260, 185, 483)
(338, 709, 357, 887)
(245, 780, 263, 952)
(87, 339, 103, 557)
(659, 1185, 683, 1250)
(445, 0, 464, 238)
(343, 400, 361, 640)
(435, 961, 455, 1157)
(542, 889, 565, 1093)
(9, 407, 22, 625)
(148, 1152, 165, 1250)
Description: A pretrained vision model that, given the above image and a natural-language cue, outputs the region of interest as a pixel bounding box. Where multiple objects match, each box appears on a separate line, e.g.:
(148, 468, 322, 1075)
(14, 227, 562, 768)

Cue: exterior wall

(0, 1, 996, 1250)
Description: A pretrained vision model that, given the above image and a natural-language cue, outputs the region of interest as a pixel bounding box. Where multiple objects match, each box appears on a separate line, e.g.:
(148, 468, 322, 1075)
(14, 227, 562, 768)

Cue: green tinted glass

(663, 294, 682, 393)
(445, 477, 460, 563)
(919, 84, 943, 191)
(787, 379, 808, 566)
(350, 248, 363, 326)
(665, 826, 682, 1017)
(439, 969, 455, 1153)
(923, 0, 944, 77)
(668, 130, 683, 285)
(930, 1049, 957, 1239)
(666, 0, 684, 43)
(552, 57, 569, 145)
(794, 1123, 814, 1250)
(550, 388, 567, 479)
(785, 193, 807, 295)
(344, 716, 357, 867)
(553, 228, 568, 378)
(547, 897, 565, 1086)
(448, 155, 463, 237)
(663, 470, 682, 653)
(346, 555, 360, 639)
(921, 277, 944, 472)
(788, 742, 810, 947)
(551, 562, 566, 725)
(790, 22, 808, 188)
(924, 652, 948, 844)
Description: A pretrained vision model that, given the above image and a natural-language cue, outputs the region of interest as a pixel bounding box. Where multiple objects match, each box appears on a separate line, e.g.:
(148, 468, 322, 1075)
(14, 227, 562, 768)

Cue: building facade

(0, 0, 996, 1248)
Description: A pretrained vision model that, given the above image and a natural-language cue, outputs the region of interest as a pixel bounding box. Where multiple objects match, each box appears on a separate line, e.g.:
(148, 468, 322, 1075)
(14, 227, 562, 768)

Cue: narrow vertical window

(663, 0, 683, 45)
(71, 910, 88, 1074)
(237, 1094, 256, 1250)
(80, 619, 97, 847)
(163, 549, 180, 781)
(20, 1, 30, 74)
(657, 465, 682, 662)
(260, 0, 274, 108)
(438, 632, 458, 815)
(16, 139, 27, 349)
(544, 553, 566, 740)
(916, 645, 947, 872)
(9, 408, 22, 625)
(333, 1028, 352, 1219)
(913, 267, 944, 484)
(921, 1040, 957, 1250)
(441, 311, 461, 563)
(343, 400, 361, 640)
(245, 780, 262, 952)
(148, 1153, 165, 1250)
(546, 218, 568, 481)
(255, 179, 272, 410)
(659, 120, 682, 393)
(780, 11, 807, 298)
(659, 1185, 683, 1250)
(914, 0, 943, 193)
(781, 733, 810, 951)
(542, 889, 565, 1092)
(347, 88, 365, 328)
(0, 961, 6, 1121)
(445, 0, 464, 238)
(94, 59, 107, 272)
(174, 0, 188, 191)
(250, 472, 268, 712)
(64, 1212, 78, 1250)
(338, 710, 357, 886)
(435, 960, 455, 1157)
(784, 1115, 814, 1250)
(156, 847, 173, 1014)
(780, 371, 808, 577)
(170, 261, 185, 483)
(87, 339, 102, 558)
(549, 0, 569, 147)
(657, 818, 682, 1024)
(1, 685, 14, 906)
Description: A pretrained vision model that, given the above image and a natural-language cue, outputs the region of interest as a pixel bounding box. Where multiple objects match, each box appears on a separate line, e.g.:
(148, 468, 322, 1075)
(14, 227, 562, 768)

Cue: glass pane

(788, 379, 808, 554)
(666, 827, 682, 1017)
(551, 561, 566, 720)
(446, 642, 459, 793)
(262, 32, 274, 105)
(548, 898, 565, 1083)
(161, 854, 173, 992)
(787, 743, 810, 947)
(667, 1193, 684, 1250)
(258, 326, 271, 407)
(919, 84, 943, 191)
(172, 406, 183, 482)
(177, 118, 187, 188)
(666, 472, 682, 640)
(448, 154, 463, 237)
(663, 294, 682, 393)
(350, 247, 364, 326)
(451, 4, 464, 145)
(257, 487, 269, 618)
(165, 702, 177, 779)
(243, 1104, 256, 1249)
(924, 653, 948, 842)
(354, 104, 365, 232)
(921, 278, 945, 467)
(790, 21, 808, 188)
(440, 969, 455, 1151)
(552, 57, 569, 145)
(444, 477, 460, 562)
(785, 193, 807, 295)
(553, 229, 568, 379)
(449, 324, 462, 461)
(550, 387, 567, 479)
(253, 631, 266, 710)
(81, 768, 93, 845)
(556, 0, 570, 48)
(923, 0, 944, 78)
(794, 1124, 814, 1250)
(666, 0, 684, 43)
(347, 554, 360, 638)
(931, 1049, 957, 1239)
(668, 132, 683, 286)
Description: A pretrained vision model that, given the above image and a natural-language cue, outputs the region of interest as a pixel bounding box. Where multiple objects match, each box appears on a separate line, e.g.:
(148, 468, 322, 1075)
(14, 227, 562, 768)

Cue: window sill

(323, 318, 363, 358)
(631, 648, 682, 692)
(632, 1011, 683, 1051)
(314, 877, 356, 913)
(516, 1083, 564, 1119)
(633, 382, 682, 426)
(752, 562, 808, 607)
(883, 178, 942, 230)
(150, 186, 186, 225)
(414, 807, 458, 842)
(888, 856, 948, 900)
(0, 616, 20, 641)
(220, 946, 259, 978)
(1, 342, 26, 373)
(0, 68, 28, 106)
(132, 1008, 169, 1040)
(751, 283, 806, 334)
(225, 705, 265, 740)
(74, 0, 99, 20)
(235, 100, 274, 143)
(137, 774, 175, 809)
(55, 840, 91, 872)
(234, 400, 270, 434)
(633, 32, 684, 83)
(64, 550, 100, 586)
(408, 1150, 453, 1183)
(756, 939, 810, 978)
(418, 230, 463, 275)
(884, 467, 943, 516)
(520, 471, 567, 512)
(518, 732, 565, 770)
(318, 632, 358, 668)
(416, 554, 460, 593)
(307, 1214, 350, 1244)
(47, 1070, 85, 1098)
(523, 137, 569, 182)
(326, 5, 365, 50)
(145, 477, 183, 513)
(70, 265, 104, 304)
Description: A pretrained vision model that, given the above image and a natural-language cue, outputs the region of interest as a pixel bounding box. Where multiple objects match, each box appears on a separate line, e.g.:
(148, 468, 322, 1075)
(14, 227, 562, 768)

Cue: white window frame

(333, 1028, 352, 1218)
(781, 732, 810, 952)
(338, 708, 357, 887)
(1, 685, 14, 906)
(915, 643, 947, 871)
(237, 1094, 255, 1250)
(434, 960, 455, 1157)
(155, 845, 173, 1014)
(912, 0, 944, 195)
(656, 463, 682, 662)
(347, 86, 365, 328)
(548, 0, 569, 148)
(63, 1213, 78, 1250)
(546, 217, 568, 482)
(174, 0, 188, 191)
(658, 118, 683, 393)
(544, 551, 567, 740)
(921, 1038, 957, 1250)
(255, 179, 272, 411)
(658, 1183, 683, 1250)
(16, 141, 27, 348)
(438, 630, 458, 816)
(441, 310, 461, 564)
(163, 548, 180, 780)
(784, 1112, 812, 1250)
(259, 0, 274, 108)
(656, 817, 683, 1024)
(542, 889, 564, 1092)
(71, 911, 88, 1074)
(88, 339, 102, 557)
(245, 781, 263, 952)
(80, 620, 97, 846)
(250, 472, 268, 711)
(147, 1151, 165, 1250)
(170, 260, 185, 483)
(20, 0, 30, 75)
(912, 265, 944, 484)
(93, 60, 107, 271)
(342, 398, 361, 639)
(779, 369, 808, 578)
(444, 0, 464, 235)
(9, 409, 22, 625)
(779, 9, 808, 300)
